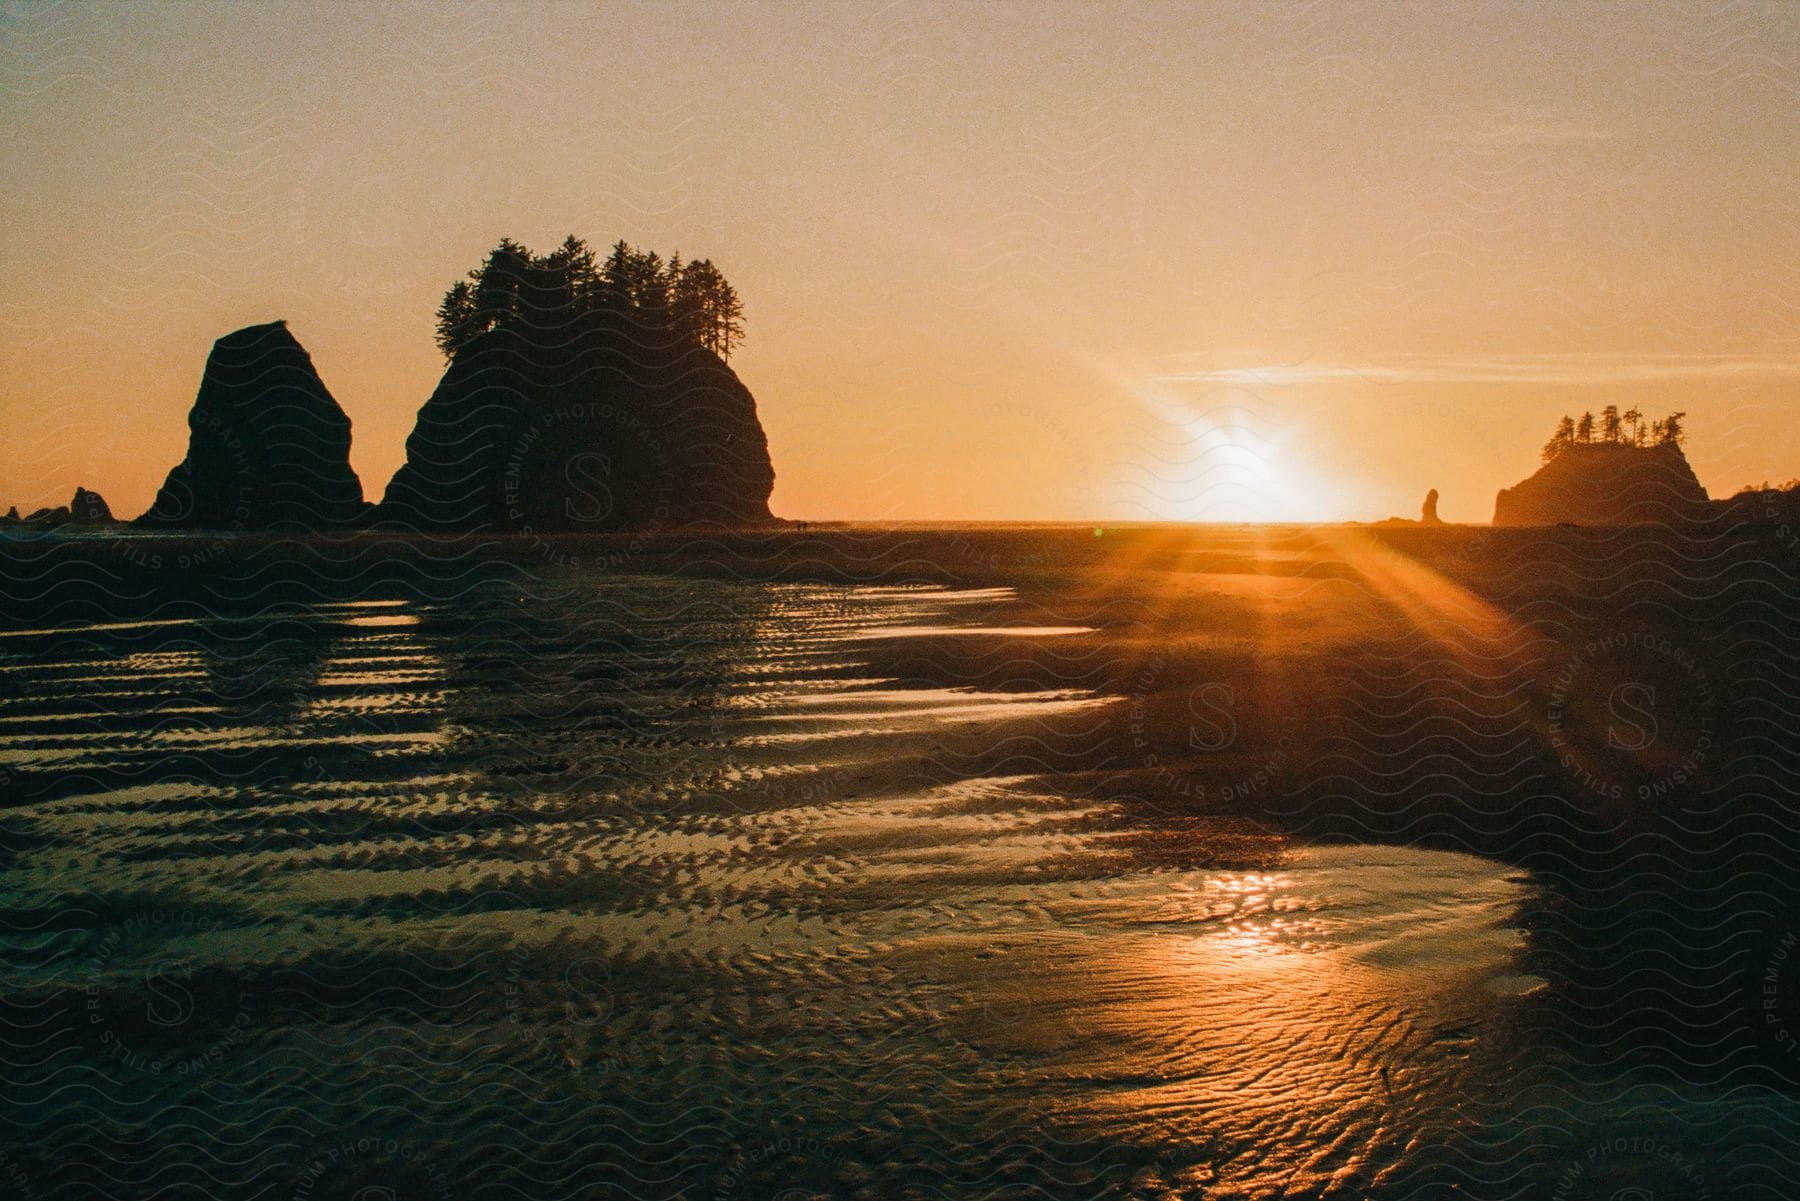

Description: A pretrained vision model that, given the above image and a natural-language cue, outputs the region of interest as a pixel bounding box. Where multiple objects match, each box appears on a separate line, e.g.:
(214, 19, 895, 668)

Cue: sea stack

(0, 487, 116, 528)
(69, 487, 113, 523)
(1492, 441, 1710, 526)
(138, 321, 365, 530)
(377, 317, 775, 532)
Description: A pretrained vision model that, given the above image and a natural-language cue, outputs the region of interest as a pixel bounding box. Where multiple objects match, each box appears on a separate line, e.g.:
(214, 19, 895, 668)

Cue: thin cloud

(1434, 118, 1620, 148)
(1165, 354, 1800, 388)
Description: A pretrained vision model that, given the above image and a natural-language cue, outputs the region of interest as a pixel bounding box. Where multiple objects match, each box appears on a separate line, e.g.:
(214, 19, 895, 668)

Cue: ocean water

(0, 570, 1792, 1199)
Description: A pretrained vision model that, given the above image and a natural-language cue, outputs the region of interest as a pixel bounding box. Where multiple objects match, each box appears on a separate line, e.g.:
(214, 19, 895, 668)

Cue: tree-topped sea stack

(138, 321, 366, 530)
(1492, 406, 1711, 526)
(377, 237, 776, 532)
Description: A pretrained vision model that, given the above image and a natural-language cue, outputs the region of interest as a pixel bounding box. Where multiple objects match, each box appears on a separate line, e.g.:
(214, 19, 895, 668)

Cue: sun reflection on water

(941, 846, 1542, 1198)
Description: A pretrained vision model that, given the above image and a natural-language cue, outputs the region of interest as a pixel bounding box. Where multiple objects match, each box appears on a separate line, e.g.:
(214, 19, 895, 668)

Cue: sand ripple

(0, 575, 1570, 1199)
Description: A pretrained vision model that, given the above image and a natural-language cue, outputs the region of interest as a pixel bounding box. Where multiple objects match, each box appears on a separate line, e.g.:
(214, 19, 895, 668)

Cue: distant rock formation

(69, 487, 113, 523)
(1420, 489, 1441, 525)
(0, 486, 117, 529)
(1492, 442, 1710, 526)
(138, 321, 365, 530)
(377, 319, 775, 532)
(1714, 479, 1800, 528)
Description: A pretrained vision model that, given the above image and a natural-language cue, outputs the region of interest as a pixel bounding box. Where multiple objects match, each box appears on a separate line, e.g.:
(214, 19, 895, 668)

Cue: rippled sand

(2, 526, 1798, 1199)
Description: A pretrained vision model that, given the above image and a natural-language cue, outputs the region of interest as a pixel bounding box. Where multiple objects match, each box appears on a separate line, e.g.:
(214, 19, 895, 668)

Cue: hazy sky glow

(3, 0, 1796, 523)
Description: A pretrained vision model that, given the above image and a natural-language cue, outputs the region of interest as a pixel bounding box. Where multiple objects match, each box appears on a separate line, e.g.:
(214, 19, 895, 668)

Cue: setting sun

(1127, 393, 1330, 523)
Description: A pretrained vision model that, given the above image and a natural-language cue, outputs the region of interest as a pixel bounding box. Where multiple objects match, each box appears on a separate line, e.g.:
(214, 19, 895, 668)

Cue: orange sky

(3, 2, 1797, 524)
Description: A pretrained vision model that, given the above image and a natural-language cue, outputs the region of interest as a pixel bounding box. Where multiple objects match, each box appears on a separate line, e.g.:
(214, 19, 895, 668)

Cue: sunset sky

(3, 1, 1796, 523)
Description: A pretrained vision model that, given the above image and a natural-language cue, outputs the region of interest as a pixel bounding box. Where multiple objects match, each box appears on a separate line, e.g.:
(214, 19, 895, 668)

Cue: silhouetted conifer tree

(435, 235, 747, 361)
(1537, 409, 1690, 463)
(1543, 415, 1577, 462)
(434, 281, 480, 357)
(1601, 405, 1622, 443)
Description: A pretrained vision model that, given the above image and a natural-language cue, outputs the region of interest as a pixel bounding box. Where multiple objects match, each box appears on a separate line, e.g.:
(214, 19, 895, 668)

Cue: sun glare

(1143, 396, 1328, 523)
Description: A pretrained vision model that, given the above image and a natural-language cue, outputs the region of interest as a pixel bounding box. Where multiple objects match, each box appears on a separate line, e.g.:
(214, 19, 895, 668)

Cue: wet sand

(1, 522, 1797, 1198)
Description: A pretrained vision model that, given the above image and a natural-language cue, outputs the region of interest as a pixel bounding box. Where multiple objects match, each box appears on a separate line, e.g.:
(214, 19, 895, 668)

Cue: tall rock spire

(138, 321, 366, 530)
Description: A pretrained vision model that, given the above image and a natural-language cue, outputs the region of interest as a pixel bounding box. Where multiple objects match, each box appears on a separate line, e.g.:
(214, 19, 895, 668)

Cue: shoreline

(5, 520, 1795, 873)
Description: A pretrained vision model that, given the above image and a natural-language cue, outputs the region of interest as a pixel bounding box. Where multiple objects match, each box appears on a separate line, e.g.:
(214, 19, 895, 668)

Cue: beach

(1, 522, 1797, 1198)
